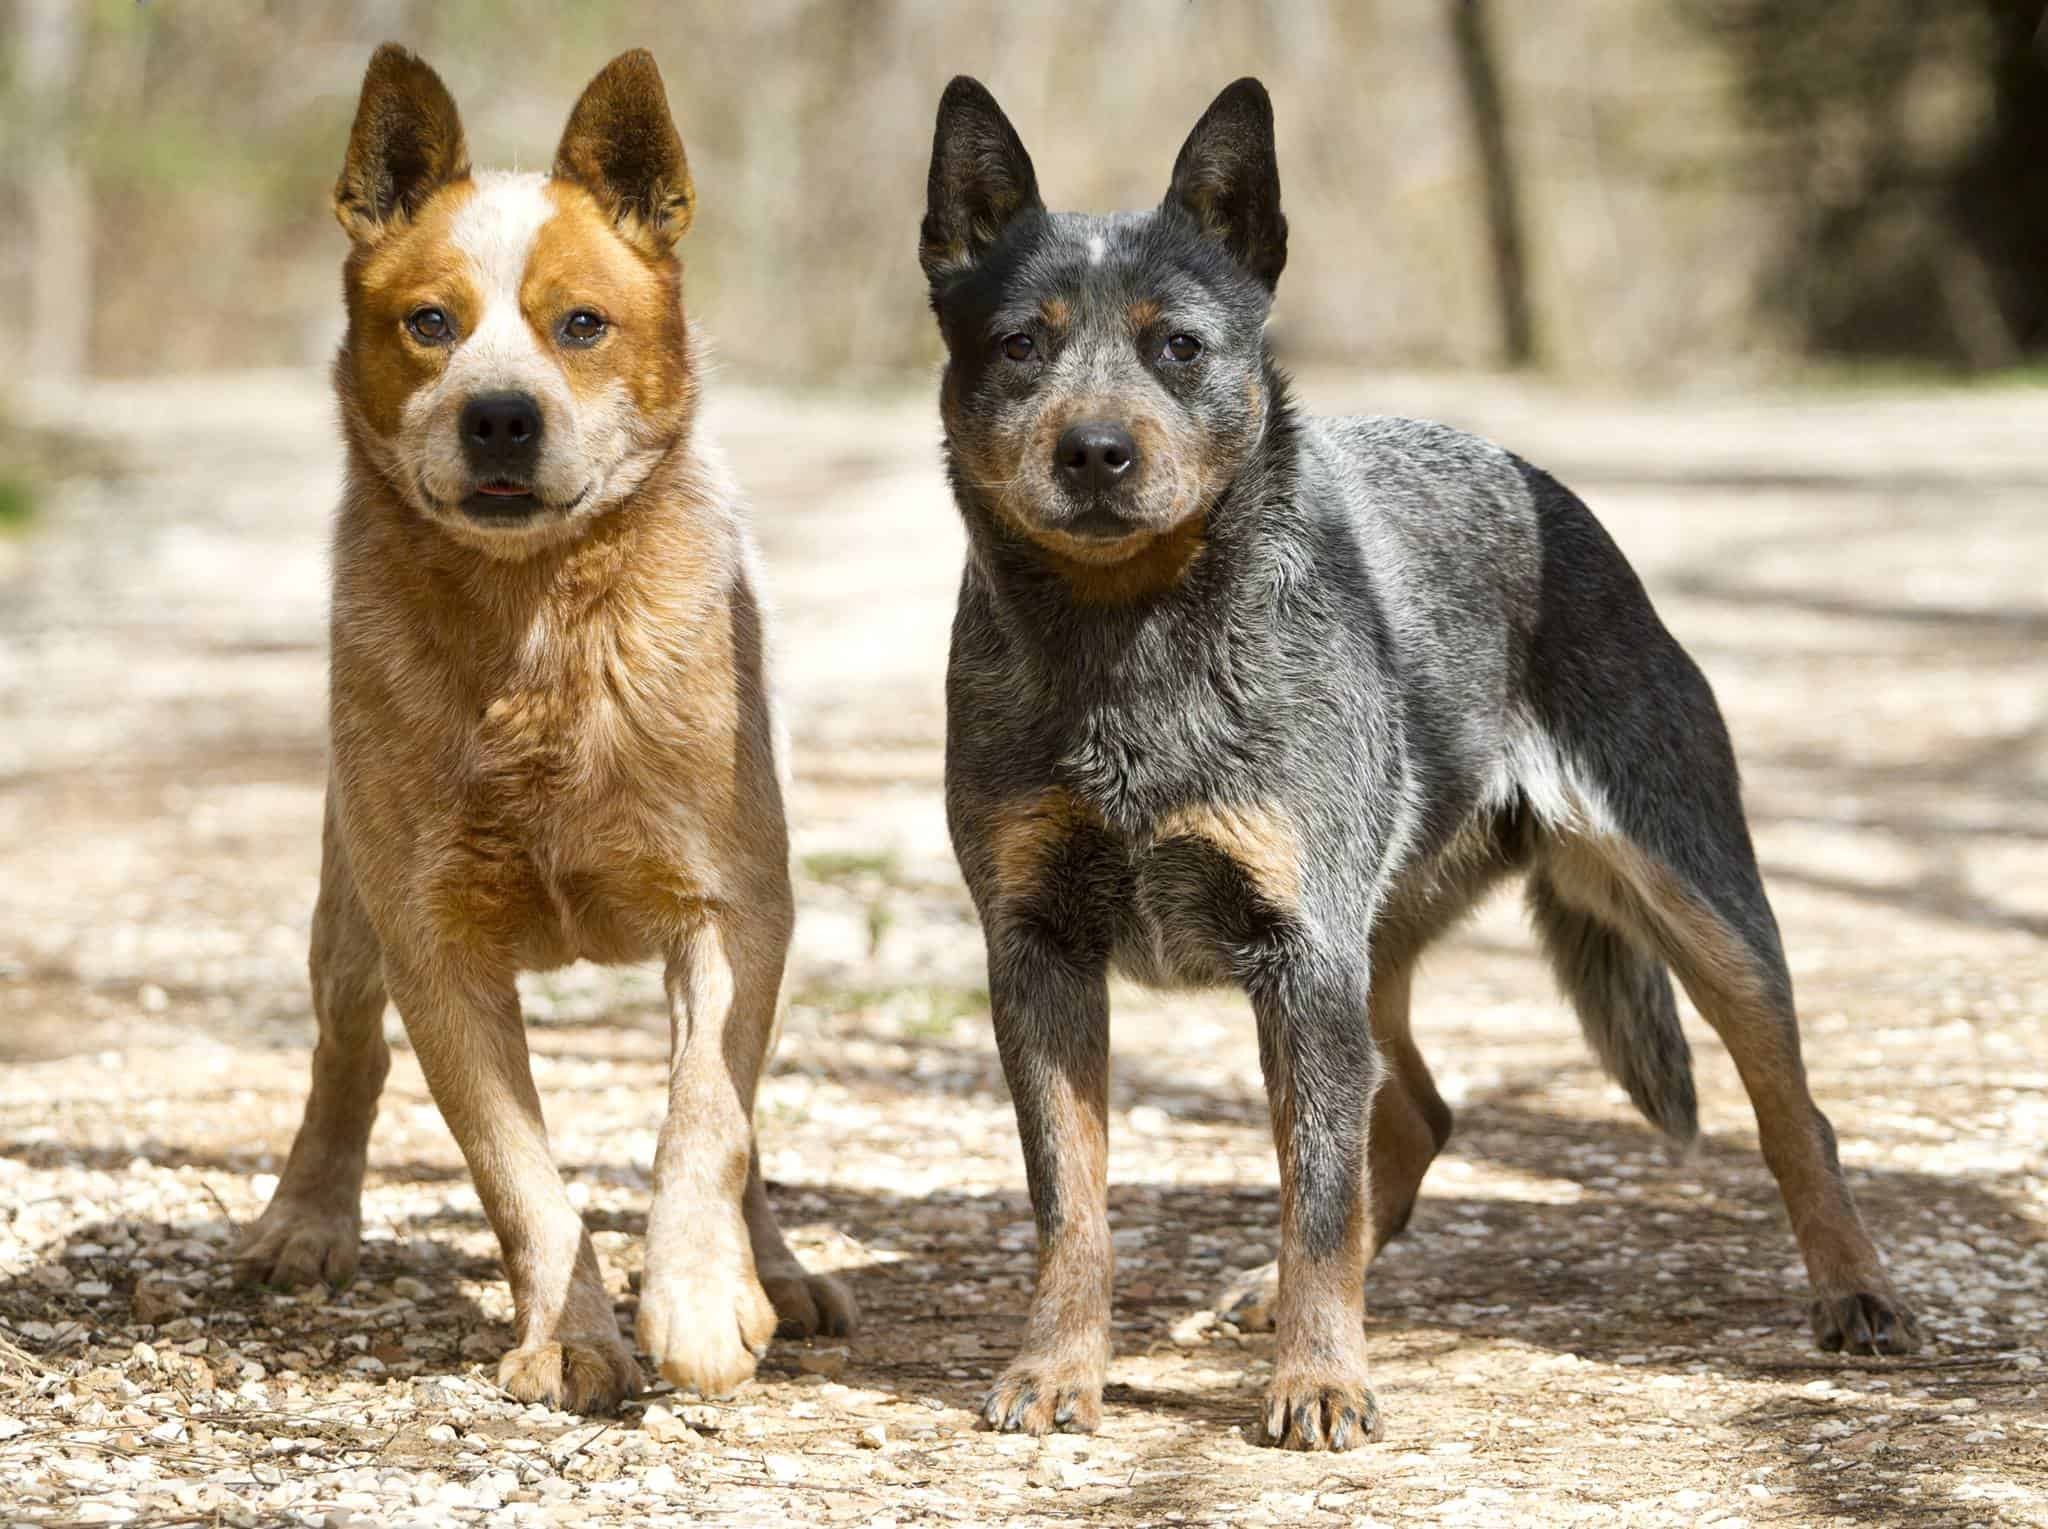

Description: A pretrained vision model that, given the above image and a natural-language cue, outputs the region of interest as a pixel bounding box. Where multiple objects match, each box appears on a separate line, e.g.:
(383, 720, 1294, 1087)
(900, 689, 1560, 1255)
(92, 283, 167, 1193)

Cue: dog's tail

(1527, 871, 1699, 1145)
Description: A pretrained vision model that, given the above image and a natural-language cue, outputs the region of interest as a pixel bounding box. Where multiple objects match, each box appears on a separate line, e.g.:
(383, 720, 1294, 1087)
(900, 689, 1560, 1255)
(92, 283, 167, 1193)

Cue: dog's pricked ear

(553, 49, 694, 252)
(1163, 78, 1286, 291)
(921, 77, 1043, 287)
(334, 45, 469, 244)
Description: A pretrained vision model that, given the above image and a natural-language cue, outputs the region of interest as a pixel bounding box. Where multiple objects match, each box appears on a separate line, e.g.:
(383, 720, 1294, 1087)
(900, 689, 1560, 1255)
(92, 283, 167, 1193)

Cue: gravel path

(1, 369, 2043, 1526)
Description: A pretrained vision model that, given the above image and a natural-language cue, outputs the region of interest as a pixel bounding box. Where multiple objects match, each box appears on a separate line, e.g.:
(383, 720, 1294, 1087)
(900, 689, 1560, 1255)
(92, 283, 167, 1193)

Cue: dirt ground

(1, 367, 2043, 1527)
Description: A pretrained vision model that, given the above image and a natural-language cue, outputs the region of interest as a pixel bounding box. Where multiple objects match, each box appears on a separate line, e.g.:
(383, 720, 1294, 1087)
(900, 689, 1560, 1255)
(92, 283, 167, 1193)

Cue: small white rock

(640, 1405, 698, 1446)
(1126, 1104, 1171, 1136)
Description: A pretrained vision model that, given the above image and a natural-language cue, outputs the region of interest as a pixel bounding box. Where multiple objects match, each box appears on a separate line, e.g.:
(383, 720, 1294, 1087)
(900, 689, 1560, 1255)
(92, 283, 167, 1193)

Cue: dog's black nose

(460, 392, 542, 476)
(1055, 421, 1137, 491)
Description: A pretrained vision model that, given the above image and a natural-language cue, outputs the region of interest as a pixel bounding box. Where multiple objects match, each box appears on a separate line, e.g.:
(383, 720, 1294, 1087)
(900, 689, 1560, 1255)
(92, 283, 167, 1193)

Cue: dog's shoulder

(1301, 414, 1531, 529)
(1285, 413, 1544, 607)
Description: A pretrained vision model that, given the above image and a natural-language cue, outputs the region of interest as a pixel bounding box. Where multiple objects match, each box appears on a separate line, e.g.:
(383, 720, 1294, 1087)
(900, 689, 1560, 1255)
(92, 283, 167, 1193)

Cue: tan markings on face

(1039, 295, 1070, 329)
(344, 178, 482, 439)
(1156, 801, 1301, 911)
(1030, 402, 1187, 519)
(337, 169, 701, 551)
(985, 787, 1099, 906)
(1126, 414, 1181, 503)
(1036, 514, 1207, 602)
(944, 377, 1211, 600)
(1127, 297, 1162, 330)
(529, 182, 692, 428)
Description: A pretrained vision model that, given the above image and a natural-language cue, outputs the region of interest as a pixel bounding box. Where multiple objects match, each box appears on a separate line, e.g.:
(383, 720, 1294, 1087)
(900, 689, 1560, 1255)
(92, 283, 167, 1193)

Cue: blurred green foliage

(0, 475, 34, 531)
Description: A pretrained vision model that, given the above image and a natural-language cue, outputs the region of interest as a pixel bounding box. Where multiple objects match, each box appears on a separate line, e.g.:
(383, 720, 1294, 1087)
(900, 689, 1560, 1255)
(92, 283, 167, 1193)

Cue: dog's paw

(230, 1198, 361, 1289)
(1261, 1365, 1383, 1452)
(760, 1263, 857, 1340)
(636, 1266, 777, 1398)
(1217, 1259, 1278, 1332)
(980, 1353, 1103, 1435)
(498, 1334, 642, 1414)
(1812, 1289, 1922, 1355)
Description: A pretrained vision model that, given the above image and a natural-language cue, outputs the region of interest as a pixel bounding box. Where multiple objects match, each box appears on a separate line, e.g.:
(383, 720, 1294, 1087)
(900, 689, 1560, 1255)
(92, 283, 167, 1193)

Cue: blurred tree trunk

(1448, 0, 1536, 367)
(22, 0, 91, 380)
(1948, 0, 2048, 359)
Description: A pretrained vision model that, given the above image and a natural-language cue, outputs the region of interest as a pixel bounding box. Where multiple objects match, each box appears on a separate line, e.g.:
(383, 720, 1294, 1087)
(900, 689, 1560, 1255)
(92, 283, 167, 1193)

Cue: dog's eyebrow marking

(1039, 296, 1070, 328)
(1086, 234, 1106, 266)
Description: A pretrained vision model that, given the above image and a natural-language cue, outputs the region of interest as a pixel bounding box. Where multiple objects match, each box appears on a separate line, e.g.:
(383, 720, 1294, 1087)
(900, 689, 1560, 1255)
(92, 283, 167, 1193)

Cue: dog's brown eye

(1163, 333, 1203, 363)
(562, 309, 607, 345)
(1000, 333, 1036, 362)
(406, 306, 452, 344)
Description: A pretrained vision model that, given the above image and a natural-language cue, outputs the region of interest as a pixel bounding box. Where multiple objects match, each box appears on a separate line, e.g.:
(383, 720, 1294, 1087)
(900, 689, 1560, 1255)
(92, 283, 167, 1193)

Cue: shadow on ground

(3, 1049, 2038, 1524)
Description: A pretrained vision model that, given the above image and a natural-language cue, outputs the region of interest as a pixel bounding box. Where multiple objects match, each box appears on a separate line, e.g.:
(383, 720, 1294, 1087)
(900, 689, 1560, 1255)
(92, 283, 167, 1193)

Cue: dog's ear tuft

(1163, 78, 1286, 292)
(334, 45, 469, 244)
(553, 50, 695, 252)
(921, 77, 1043, 287)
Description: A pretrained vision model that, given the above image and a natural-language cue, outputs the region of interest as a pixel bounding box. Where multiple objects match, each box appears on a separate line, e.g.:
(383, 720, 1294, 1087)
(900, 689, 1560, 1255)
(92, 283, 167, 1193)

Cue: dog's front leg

(1251, 950, 1383, 1451)
(982, 928, 1112, 1435)
(382, 956, 639, 1412)
(638, 913, 784, 1398)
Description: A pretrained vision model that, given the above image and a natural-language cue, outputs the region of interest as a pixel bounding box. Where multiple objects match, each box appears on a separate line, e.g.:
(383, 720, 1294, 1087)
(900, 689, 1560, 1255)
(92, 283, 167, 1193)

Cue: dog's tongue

(476, 481, 529, 497)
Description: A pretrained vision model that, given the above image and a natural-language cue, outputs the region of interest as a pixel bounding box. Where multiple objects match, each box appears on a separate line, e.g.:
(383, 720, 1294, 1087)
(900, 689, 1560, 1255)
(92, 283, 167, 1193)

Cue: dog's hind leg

(743, 1144, 857, 1340)
(1545, 729, 1919, 1355)
(235, 793, 391, 1288)
(1364, 958, 1455, 1254)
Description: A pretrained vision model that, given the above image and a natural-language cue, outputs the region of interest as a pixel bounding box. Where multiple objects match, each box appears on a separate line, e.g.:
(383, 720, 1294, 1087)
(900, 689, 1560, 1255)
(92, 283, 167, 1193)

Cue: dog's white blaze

(1086, 234, 1106, 265)
(448, 171, 555, 393)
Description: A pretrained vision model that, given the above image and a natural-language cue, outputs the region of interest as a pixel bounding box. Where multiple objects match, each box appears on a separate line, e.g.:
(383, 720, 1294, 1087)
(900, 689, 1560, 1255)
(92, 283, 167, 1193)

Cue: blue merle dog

(919, 76, 1918, 1451)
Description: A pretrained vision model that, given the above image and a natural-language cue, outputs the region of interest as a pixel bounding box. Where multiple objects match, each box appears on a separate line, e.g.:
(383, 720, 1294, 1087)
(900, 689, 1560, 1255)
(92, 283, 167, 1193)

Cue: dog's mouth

(1066, 506, 1137, 540)
(461, 479, 541, 519)
(453, 480, 592, 523)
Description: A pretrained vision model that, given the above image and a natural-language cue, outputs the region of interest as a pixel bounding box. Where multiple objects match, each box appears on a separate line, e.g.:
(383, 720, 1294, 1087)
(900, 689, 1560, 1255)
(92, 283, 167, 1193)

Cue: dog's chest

(988, 780, 1304, 992)
(1111, 851, 1241, 990)
(428, 660, 718, 968)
